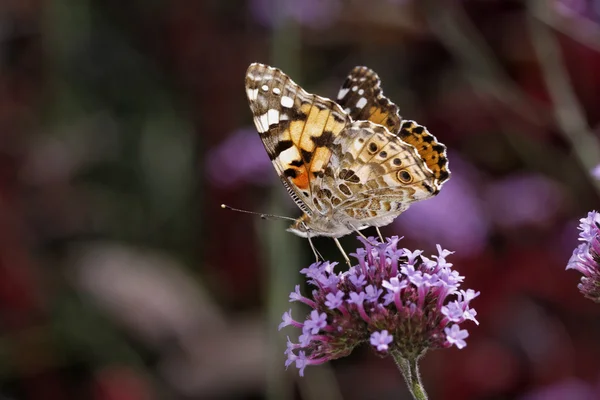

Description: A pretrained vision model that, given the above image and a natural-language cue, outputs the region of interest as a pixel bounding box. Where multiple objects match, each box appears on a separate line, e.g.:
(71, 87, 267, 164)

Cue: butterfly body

(245, 63, 450, 239)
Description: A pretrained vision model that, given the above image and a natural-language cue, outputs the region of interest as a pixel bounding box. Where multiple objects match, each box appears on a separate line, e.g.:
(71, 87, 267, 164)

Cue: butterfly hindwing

(398, 120, 450, 186)
(319, 120, 438, 224)
(245, 63, 350, 215)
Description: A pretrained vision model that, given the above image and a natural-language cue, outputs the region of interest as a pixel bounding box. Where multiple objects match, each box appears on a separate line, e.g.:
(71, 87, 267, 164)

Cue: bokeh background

(2, 0, 600, 399)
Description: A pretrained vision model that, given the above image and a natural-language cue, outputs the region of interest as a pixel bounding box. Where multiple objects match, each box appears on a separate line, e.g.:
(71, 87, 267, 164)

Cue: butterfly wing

(336, 66, 402, 133)
(320, 120, 439, 227)
(337, 66, 450, 188)
(245, 63, 350, 215)
(397, 120, 451, 186)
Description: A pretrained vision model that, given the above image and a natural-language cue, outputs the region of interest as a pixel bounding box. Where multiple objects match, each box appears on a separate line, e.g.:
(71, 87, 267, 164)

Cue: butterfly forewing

(245, 63, 349, 215)
(336, 66, 402, 133)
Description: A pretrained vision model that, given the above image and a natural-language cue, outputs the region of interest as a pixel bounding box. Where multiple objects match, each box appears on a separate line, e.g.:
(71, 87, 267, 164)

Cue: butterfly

(245, 63, 450, 263)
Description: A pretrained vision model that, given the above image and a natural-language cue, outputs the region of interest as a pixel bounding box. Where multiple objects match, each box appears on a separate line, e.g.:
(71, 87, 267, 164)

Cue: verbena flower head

(279, 236, 480, 376)
(567, 211, 600, 302)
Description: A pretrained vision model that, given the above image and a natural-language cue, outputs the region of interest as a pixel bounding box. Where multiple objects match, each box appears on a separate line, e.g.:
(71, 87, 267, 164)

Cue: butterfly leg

(375, 227, 384, 243)
(307, 234, 323, 263)
(348, 224, 370, 241)
(333, 237, 352, 267)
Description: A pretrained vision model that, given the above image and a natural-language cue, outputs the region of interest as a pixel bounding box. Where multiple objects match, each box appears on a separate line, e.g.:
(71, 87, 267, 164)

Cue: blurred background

(2, 0, 600, 399)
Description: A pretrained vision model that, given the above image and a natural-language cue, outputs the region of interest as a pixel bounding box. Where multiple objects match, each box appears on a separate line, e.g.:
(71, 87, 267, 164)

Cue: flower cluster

(567, 211, 600, 302)
(279, 236, 479, 376)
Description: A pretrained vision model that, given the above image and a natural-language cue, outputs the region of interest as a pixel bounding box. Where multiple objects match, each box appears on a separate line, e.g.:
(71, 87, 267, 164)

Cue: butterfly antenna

(221, 204, 297, 222)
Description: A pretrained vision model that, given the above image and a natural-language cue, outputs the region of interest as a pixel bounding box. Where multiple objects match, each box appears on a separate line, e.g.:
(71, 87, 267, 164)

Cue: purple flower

(364, 285, 383, 303)
(370, 330, 393, 352)
(566, 211, 600, 302)
(444, 324, 469, 349)
(324, 291, 344, 309)
(279, 236, 479, 376)
(441, 301, 464, 322)
(279, 309, 302, 330)
(349, 273, 367, 289)
(303, 310, 328, 334)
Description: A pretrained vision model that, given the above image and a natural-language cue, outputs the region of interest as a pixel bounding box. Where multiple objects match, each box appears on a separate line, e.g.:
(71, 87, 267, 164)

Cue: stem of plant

(392, 351, 428, 400)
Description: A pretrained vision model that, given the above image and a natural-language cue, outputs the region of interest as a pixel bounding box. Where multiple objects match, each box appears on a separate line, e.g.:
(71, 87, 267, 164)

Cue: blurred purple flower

(250, 0, 342, 29)
(484, 173, 564, 229)
(279, 236, 479, 376)
(566, 211, 600, 302)
(555, 0, 587, 16)
(555, 0, 600, 22)
(393, 154, 489, 256)
(591, 163, 600, 180)
(206, 127, 273, 188)
(521, 377, 600, 400)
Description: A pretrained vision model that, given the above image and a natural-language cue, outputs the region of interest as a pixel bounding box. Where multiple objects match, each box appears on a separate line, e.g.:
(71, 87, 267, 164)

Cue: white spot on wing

(267, 109, 280, 125)
(273, 87, 281, 95)
(278, 146, 301, 165)
(261, 84, 269, 91)
(352, 86, 358, 91)
(281, 96, 294, 108)
(358, 89, 364, 95)
(258, 114, 269, 132)
(254, 116, 268, 133)
(356, 97, 367, 109)
(246, 88, 258, 101)
(338, 88, 349, 99)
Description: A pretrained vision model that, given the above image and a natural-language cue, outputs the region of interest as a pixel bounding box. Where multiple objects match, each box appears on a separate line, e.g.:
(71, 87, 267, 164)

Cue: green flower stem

(391, 351, 428, 400)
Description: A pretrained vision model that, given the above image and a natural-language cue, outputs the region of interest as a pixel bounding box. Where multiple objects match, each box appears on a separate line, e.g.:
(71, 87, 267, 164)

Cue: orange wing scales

(398, 120, 450, 186)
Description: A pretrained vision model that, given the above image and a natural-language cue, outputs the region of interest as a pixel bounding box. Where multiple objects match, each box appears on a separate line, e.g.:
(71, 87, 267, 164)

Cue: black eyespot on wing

(397, 170, 413, 183)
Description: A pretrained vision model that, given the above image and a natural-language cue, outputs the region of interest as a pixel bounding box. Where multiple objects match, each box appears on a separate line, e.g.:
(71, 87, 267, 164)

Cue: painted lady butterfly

(245, 63, 450, 261)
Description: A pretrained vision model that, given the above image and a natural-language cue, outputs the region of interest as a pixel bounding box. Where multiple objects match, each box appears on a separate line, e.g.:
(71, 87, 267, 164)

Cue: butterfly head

(287, 214, 312, 238)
